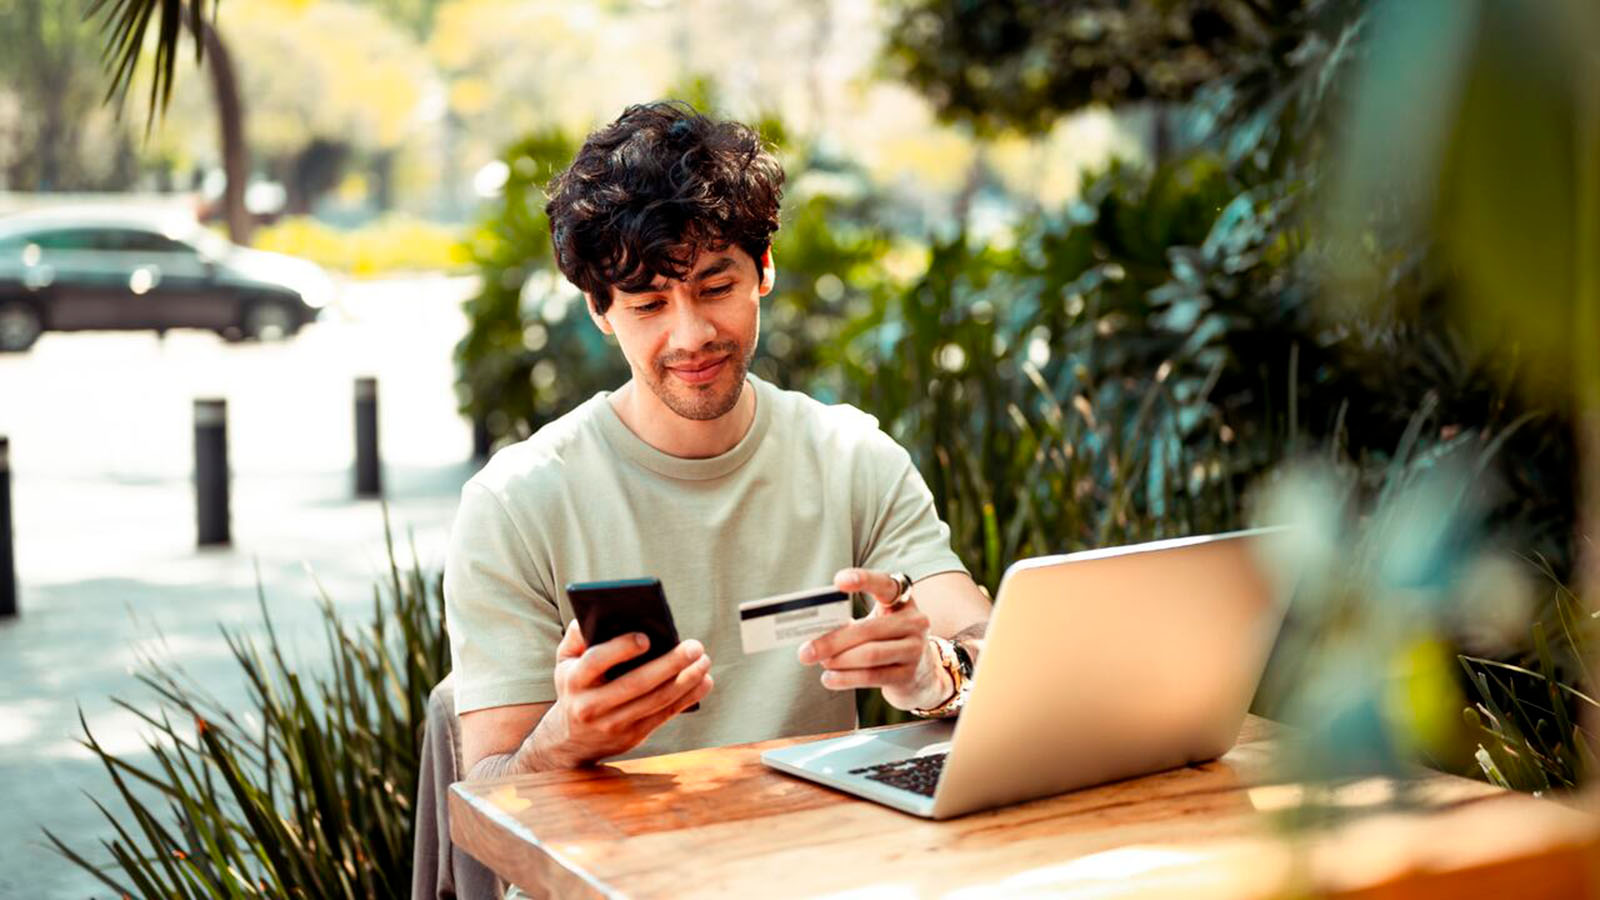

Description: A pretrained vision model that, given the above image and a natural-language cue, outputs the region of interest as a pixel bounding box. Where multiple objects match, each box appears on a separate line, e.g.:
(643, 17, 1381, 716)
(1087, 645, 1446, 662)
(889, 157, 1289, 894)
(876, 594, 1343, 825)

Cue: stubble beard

(645, 339, 755, 421)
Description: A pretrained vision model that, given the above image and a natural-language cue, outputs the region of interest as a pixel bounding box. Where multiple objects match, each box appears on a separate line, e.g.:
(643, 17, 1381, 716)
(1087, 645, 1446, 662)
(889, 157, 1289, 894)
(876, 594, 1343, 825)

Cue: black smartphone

(563, 577, 697, 710)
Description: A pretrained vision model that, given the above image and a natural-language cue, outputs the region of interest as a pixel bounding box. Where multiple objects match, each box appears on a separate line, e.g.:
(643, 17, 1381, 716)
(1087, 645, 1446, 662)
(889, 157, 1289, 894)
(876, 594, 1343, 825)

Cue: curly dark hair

(544, 101, 785, 314)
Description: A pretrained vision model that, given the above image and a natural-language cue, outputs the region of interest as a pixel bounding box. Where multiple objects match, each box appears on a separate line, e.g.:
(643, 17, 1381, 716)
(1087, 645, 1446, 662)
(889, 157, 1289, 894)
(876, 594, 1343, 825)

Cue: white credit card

(738, 587, 852, 654)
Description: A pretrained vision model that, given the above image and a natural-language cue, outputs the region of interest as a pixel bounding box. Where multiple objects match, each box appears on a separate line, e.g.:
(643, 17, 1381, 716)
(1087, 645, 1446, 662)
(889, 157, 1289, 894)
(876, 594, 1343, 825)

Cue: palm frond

(87, 0, 215, 128)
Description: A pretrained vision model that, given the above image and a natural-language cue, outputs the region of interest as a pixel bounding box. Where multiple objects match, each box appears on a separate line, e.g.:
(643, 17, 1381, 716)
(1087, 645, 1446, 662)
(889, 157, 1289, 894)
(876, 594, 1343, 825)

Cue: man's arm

(462, 702, 557, 780)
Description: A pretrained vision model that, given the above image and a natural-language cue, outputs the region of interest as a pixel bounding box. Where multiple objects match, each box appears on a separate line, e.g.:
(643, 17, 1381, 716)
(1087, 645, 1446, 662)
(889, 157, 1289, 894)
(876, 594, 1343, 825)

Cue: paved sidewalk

(0, 275, 481, 898)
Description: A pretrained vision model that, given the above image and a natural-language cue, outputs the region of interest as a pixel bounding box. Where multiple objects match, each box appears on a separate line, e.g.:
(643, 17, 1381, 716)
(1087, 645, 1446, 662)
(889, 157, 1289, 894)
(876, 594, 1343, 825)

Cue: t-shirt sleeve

(444, 480, 563, 714)
(854, 430, 970, 583)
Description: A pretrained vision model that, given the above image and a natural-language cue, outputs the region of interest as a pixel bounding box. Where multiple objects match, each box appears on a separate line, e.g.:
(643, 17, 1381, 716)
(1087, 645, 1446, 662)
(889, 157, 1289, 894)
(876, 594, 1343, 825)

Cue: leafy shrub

(48, 519, 448, 897)
(1247, 422, 1592, 795)
(452, 129, 619, 448)
(825, 158, 1247, 589)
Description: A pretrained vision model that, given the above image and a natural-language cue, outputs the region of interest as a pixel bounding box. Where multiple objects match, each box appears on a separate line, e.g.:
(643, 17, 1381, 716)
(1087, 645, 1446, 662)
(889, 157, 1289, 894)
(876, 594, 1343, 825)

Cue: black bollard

(194, 399, 231, 546)
(0, 436, 15, 618)
(472, 413, 492, 462)
(355, 376, 381, 497)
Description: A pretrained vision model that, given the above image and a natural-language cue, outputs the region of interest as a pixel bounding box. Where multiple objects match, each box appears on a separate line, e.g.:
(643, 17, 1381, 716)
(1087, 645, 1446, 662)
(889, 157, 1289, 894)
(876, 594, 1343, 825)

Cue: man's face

(590, 245, 773, 422)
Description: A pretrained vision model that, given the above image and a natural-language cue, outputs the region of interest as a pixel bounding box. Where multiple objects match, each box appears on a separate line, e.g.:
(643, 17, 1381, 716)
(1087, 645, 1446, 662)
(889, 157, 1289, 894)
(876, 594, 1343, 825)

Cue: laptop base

(761, 720, 956, 818)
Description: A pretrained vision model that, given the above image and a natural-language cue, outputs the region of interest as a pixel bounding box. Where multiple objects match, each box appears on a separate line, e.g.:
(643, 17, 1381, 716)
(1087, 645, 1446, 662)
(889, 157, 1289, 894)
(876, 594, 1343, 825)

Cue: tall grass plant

(47, 515, 447, 897)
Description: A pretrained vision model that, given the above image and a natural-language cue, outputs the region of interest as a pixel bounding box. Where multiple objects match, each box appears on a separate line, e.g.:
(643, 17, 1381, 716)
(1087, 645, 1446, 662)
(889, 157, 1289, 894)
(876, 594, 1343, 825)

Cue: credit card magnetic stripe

(739, 589, 849, 619)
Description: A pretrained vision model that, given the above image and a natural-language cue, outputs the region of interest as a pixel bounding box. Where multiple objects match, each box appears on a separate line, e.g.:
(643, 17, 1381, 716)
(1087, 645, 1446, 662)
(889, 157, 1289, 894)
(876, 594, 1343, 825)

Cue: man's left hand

(796, 568, 953, 711)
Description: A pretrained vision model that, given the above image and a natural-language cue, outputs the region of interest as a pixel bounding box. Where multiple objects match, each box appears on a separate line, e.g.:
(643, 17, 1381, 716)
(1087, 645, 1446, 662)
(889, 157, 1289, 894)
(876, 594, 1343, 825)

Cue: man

(445, 101, 992, 782)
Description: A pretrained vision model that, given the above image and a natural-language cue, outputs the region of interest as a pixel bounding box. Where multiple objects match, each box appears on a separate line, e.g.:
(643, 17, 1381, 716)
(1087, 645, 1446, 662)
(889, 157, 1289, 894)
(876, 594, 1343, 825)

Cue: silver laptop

(760, 528, 1288, 819)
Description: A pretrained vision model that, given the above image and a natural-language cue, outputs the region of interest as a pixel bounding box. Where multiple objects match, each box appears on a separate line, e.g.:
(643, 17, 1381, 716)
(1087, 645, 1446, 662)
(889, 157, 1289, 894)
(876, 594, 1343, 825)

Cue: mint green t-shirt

(443, 374, 967, 760)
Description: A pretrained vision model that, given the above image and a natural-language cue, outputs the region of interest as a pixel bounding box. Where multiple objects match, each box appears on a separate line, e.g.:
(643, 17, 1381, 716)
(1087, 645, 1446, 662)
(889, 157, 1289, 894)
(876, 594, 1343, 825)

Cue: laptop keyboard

(849, 752, 948, 798)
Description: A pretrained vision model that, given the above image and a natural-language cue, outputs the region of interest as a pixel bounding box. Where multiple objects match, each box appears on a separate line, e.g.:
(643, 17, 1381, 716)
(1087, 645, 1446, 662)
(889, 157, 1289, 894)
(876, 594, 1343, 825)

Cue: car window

(27, 229, 106, 251)
(107, 229, 192, 253)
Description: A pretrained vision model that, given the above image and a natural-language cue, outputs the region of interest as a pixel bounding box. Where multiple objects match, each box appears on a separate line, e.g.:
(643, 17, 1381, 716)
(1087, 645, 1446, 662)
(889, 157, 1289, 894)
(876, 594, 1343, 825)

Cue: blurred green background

(25, 0, 1600, 893)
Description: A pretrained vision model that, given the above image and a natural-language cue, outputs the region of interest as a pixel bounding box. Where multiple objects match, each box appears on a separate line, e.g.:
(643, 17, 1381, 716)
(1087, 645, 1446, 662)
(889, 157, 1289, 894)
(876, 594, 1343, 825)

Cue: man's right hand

(524, 620, 713, 768)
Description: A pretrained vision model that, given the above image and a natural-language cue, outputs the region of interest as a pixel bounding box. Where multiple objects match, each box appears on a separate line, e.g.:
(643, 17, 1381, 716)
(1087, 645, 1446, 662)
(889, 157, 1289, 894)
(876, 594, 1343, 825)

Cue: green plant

(454, 127, 615, 449)
(46, 513, 447, 897)
(828, 156, 1301, 593)
(1461, 557, 1594, 792)
(1245, 407, 1545, 788)
(750, 149, 897, 401)
(1320, 0, 1600, 793)
(884, 0, 1362, 139)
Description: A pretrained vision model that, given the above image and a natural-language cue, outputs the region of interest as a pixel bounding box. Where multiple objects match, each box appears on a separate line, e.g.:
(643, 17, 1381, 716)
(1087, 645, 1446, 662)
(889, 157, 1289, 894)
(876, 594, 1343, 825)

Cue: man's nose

(667, 300, 717, 349)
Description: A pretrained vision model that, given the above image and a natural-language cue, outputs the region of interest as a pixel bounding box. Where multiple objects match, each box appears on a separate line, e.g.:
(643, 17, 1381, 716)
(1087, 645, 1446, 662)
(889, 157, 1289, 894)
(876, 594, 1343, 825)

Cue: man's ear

(586, 293, 614, 335)
(758, 247, 776, 296)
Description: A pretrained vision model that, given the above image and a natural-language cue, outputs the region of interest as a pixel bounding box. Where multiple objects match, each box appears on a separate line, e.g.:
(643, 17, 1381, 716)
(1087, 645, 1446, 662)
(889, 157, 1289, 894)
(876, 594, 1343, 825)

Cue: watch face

(951, 641, 975, 678)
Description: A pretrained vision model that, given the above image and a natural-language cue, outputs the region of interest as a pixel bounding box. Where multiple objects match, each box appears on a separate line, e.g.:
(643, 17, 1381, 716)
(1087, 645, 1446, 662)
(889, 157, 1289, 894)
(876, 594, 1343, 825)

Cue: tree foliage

(885, 0, 1361, 136)
(87, 0, 217, 128)
(0, 0, 141, 189)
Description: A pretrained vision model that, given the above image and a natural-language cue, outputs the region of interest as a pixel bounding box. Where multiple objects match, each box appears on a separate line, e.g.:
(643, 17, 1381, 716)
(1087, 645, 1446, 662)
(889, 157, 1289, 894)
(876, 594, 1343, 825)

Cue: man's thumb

(557, 620, 586, 659)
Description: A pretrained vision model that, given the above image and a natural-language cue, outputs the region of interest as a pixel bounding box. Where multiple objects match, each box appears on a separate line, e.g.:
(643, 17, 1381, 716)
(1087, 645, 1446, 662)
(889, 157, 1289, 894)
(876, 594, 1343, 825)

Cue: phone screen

(564, 577, 685, 683)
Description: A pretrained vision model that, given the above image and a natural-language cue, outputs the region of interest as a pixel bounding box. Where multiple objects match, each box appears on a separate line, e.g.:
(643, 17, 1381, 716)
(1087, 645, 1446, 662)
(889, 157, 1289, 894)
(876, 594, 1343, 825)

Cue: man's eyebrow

(624, 255, 738, 297)
(691, 256, 737, 281)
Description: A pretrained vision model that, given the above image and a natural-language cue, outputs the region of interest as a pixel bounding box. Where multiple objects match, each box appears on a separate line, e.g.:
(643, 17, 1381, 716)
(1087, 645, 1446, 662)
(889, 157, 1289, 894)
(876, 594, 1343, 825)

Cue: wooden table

(450, 717, 1600, 898)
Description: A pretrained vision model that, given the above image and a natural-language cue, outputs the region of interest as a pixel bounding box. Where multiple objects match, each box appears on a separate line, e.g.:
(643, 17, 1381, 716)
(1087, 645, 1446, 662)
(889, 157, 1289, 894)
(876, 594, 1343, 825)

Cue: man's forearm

(468, 751, 534, 781)
(465, 721, 577, 781)
(951, 621, 986, 644)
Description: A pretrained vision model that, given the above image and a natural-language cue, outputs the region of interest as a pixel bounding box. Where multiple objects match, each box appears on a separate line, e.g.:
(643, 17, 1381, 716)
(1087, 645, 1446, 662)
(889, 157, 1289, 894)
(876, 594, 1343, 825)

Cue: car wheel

(0, 299, 42, 352)
(241, 300, 299, 342)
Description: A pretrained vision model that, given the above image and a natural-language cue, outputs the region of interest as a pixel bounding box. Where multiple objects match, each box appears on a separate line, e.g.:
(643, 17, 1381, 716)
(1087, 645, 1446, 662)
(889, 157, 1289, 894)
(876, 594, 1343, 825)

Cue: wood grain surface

(449, 716, 1599, 899)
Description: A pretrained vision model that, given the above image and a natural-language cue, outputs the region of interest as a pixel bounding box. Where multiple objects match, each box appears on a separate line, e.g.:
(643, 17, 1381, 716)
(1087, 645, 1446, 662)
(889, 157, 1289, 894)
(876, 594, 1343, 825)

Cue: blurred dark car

(0, 207, 334, 352)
